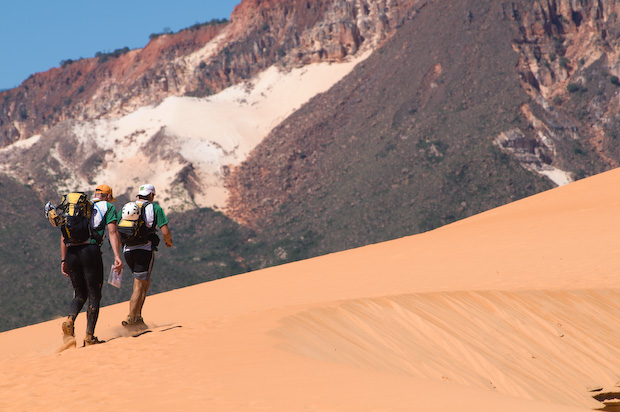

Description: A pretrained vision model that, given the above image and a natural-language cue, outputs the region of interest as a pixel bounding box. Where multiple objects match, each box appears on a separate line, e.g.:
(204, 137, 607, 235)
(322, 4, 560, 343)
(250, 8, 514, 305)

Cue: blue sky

(0, 0, 241, 90)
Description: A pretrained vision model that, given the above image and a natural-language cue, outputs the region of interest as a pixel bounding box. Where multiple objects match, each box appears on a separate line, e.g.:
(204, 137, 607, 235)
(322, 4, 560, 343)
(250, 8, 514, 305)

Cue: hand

(165, 239, 173, 248)
(61, 261, 69, 278)
(113, 257, 123, 272)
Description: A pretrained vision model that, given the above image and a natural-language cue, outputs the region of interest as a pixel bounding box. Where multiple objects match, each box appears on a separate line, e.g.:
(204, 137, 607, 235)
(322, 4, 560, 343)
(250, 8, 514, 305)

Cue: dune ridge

(271, 290, 620, 409)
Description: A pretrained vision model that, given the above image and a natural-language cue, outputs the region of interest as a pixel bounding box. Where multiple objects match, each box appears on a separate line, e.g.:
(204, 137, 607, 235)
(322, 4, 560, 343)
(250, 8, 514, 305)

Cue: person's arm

(160, 224, 173, 248)
(153, 204, 172, 248)
(60, 235, 69, 277)
(107, 221, 124, 271)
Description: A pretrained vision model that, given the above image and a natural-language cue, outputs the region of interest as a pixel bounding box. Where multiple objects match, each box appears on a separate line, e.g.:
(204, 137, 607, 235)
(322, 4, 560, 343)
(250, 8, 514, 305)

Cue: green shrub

(186, 18, 228, 31)
(150, 18, 228, 40)
(149, 27, 173, 40)
(574, 169, 587, 180)
(95, 52, 109, 63)
(96, 47, 130, 63)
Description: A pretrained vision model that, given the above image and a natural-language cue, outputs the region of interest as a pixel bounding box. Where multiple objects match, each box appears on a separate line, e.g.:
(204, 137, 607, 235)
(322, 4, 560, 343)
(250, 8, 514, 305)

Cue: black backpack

(56, 192, 102, 245)
(118, 201, 151, 246)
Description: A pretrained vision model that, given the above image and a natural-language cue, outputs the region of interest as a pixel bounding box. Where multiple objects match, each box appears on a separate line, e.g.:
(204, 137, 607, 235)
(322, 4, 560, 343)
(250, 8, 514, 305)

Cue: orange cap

(95, 184, 115, 201)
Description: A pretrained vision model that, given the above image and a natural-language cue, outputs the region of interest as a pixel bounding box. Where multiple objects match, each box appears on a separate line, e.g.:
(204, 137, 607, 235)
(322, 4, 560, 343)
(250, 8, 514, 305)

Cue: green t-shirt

(151, 202, 169, 228)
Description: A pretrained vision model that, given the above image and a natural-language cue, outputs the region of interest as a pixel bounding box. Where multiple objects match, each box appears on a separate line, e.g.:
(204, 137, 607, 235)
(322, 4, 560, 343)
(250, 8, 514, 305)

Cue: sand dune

(3, 168, 620, 411)
(271, 290, 620, 408)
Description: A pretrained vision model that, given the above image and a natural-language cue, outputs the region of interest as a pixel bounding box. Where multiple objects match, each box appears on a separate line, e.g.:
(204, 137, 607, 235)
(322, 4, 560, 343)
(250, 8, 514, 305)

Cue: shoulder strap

(91, 200, 109, 230)
(93, 200, 107, 218)
(136, 200, 150, 215)
(139, 201, 155, 229)
(93, 200, 105, 215)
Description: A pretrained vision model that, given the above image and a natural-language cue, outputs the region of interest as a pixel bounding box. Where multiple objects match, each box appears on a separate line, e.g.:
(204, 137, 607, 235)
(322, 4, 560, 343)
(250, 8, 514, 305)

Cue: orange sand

(3, 168, 620, 411)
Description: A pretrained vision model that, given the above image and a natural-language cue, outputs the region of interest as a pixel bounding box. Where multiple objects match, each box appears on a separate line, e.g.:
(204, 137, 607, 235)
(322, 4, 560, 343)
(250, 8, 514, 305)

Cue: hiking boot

(83, 334, 105, 346)
(122, 315, 148, 330)
(62, 318, 75, 343)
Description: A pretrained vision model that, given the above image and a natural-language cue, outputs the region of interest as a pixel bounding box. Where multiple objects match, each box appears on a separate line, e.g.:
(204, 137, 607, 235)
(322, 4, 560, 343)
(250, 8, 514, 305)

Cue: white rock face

(34, 53, 369, 212)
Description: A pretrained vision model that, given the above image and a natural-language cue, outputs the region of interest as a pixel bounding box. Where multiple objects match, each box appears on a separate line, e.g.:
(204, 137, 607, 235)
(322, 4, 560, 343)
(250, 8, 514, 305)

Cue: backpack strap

(139, 201, 160, 250)
(137, 200, 155, 229)
(93, 201, 105, 216)
(89, 201, 106, 246)
(92, 201, 107, 229)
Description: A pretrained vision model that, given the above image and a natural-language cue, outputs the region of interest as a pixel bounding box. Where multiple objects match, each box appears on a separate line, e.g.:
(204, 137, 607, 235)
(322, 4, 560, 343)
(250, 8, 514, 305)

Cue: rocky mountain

(2, 0, 620, 331)
(226, 0, 620, 256)
(0, 0, 422, 212)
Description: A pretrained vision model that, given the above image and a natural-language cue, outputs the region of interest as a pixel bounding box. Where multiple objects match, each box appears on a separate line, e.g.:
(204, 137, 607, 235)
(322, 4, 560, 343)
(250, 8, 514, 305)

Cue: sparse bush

(606, 120, 620, 139)
(95, 52, 109, 63)
(112, 47, 130, 57)
(566, 83, 581, 93)
(610, 76, 620, 86)
(150, 18, 228, 40)
(149, 27, 173, 40)
(96, 47, 130, 63)
(574, 169, 587, 180)
(187, 18, 228, 31)
(573, 144, 585, 155)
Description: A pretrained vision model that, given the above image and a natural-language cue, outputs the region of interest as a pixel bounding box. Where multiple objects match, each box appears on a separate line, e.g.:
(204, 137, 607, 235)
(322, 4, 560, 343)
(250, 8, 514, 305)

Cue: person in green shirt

(121, 184, 173, 330)
(60, 184, 123, 348)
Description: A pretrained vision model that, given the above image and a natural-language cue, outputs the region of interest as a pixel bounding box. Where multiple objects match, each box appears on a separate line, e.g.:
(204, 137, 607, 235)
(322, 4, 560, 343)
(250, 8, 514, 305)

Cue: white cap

(137, 184, 156, 196)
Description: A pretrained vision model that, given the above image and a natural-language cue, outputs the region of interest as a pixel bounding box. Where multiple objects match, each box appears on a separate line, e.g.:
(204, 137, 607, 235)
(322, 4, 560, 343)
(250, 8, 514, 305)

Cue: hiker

(121, 183, 172, 329)
(59, 184, 123, 347)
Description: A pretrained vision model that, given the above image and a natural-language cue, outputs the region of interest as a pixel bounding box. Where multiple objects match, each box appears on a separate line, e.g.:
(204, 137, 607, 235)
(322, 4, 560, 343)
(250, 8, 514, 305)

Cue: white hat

(138, 184, 156, 196)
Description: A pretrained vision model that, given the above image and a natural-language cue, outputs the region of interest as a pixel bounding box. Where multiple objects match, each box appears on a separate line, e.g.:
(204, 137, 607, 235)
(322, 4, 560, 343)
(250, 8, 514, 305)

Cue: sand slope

(2, 168, 620, 411)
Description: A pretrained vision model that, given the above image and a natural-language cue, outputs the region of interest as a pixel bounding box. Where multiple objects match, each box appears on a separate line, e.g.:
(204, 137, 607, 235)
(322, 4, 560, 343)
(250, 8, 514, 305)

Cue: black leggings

(65, 244, 103, 335)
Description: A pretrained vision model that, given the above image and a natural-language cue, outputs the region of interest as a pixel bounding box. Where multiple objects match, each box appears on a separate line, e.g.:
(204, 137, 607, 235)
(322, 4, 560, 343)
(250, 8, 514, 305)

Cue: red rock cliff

(0, 0, 421, 147)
